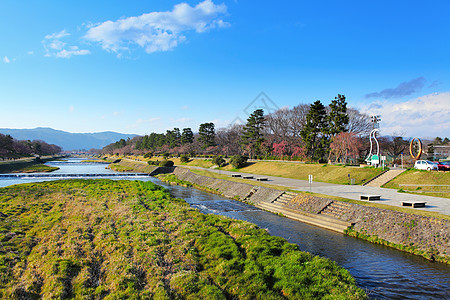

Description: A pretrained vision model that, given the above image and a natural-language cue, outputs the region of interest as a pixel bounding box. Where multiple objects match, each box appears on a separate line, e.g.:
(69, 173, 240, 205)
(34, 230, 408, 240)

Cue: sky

(1, 0, 449, 138)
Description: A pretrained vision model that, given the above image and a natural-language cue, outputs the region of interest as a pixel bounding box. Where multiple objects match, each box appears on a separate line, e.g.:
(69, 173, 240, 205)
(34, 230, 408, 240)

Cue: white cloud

(127, 117, 162, 129)
(3, 56, 10, 63)
(27, 51, 34, 55)
(45, 30, 70, 40)
(43, 30, 90, 58)
(84, 0, 229, 54)
(180, 105, 189, 110)
(361, 92, 450, 137)
(55, 47, 90, 58)
(174, 117, 193, 123)
(69, 105, 75, 112)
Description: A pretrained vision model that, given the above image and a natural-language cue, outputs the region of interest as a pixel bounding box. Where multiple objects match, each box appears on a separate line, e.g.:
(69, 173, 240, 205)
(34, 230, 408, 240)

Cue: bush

(162, 152, 170, 159)
(230, 155, 248, 169)
(211, 156, 226, 167)
(159, 160, 174, 167)
(147, 160, 159, 166)
(143, 152, 153, 158)
(180, 155, 190, 163)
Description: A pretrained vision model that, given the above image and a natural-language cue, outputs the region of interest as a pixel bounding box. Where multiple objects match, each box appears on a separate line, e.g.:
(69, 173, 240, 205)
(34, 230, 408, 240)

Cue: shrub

(230, 155, 248, 169)
(159, 160, 174, 167)
(162, 152, 170, 159)
(143, 152, 153, 158)
(212, 156, 226, 167)
(147, 160, 159, 166)
(180, 155, 190, 163)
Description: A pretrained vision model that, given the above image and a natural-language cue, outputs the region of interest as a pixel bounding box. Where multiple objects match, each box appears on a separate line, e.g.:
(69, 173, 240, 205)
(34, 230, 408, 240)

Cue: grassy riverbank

(0, 180, 365, 299)
(127, 156, 384, 185)
(382, 169, 450, 199)
(0, 157, 61, 174)
(12, 164, 59, 173)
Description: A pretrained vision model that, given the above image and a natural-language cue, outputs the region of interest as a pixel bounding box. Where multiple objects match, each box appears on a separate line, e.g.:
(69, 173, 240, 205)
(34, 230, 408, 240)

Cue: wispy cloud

(180, 105, 189, 110)
(361, 92, 450, 137)
(127, 117, 162, 129)
(365, 77, 426, 99)
(428, 80, 442, 89)
(174, 117, 193, 123)
(84, 0, 229, 54)
(45, 30, 70, 40)
(3, 56, 10, 63)
(43, 30, 90, 58)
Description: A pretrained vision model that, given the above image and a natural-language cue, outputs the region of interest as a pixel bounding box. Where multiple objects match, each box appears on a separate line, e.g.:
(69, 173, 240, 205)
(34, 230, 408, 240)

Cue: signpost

(308, 174, 313, 192)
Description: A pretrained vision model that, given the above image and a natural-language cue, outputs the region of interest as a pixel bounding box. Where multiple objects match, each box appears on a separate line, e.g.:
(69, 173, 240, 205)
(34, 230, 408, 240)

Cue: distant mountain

(0, 127, 137, 151)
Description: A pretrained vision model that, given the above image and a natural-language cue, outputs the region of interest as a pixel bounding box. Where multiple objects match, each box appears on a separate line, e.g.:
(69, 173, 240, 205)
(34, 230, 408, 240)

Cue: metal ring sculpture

(409, 138, 422, 160)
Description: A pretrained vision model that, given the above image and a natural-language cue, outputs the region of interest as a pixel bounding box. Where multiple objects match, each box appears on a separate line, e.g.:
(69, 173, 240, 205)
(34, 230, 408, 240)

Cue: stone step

(318, 201, 353, 219)
(257, 201, 352, 233)
(365, 169, 406, 187)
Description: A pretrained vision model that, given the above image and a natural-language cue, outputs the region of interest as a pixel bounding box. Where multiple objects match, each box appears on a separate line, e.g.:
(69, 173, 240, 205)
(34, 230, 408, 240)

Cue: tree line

(103, 95, 384, 163)
(0, 133, 62, 160)
(103, 95, 447, 164)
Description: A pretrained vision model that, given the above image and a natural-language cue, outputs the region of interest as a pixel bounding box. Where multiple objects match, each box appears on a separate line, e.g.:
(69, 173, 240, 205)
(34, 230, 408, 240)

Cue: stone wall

(171, 168, 449, 263)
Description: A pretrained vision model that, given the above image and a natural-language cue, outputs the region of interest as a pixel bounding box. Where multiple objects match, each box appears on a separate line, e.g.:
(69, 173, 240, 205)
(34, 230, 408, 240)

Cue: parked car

(437, 161, 450, 171)
(414, 160, 438, 171)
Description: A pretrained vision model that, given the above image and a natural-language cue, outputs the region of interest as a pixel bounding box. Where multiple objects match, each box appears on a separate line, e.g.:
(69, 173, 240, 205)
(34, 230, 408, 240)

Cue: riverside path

(183, 166, 450, 215)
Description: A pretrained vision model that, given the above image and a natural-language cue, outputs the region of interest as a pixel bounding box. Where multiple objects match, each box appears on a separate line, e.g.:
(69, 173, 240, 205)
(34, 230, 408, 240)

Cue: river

(1, 158, 449, 299)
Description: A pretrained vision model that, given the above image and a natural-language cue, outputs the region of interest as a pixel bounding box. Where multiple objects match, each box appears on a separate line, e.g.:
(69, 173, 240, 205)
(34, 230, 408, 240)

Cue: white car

(414, 160, 438, 171)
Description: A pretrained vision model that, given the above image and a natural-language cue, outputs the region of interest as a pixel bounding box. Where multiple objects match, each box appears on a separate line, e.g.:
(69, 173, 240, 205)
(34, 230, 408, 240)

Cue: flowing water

(0, 158, 449, 299)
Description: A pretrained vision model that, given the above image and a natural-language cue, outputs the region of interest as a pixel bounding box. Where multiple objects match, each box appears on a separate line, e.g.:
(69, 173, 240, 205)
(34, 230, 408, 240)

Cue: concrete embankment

(110, 160, 449, 263)
(170, 168, 449, 263)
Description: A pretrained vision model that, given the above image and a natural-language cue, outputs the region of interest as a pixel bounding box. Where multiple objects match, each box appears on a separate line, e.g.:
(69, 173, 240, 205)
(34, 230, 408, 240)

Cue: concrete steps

(256, 201, 352, 233)
(364, 169, 406, 187)
(319, 201, 352, 219)
(271, 191, 297, 205)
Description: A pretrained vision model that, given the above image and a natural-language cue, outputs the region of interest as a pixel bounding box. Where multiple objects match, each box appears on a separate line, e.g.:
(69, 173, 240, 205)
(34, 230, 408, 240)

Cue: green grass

(0, 180, 366, 299)
(14, 164, 59, 173)
(383, 169, 450, 198)
(219, 161, 383, 185)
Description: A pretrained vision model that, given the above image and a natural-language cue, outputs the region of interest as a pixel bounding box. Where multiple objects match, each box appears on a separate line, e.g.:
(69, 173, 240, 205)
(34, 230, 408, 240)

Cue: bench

(256, 177, 268, 181)
(360, 194, 381, 201)
(242, 176, 254, 179)
(231, 174, 241, 177)
(402, 201, 427, 208)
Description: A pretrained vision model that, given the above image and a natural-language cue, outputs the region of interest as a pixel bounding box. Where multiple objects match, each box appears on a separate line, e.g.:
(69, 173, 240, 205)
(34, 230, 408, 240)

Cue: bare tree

(346, 108, 372, 136)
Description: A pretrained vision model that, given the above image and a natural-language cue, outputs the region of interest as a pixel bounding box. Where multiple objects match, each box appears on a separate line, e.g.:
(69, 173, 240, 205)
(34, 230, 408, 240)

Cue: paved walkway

(184, 166, 450, 215)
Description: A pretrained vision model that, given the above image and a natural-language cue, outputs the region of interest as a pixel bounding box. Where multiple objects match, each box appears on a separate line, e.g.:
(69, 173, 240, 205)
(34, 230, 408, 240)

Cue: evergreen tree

(328, 94, 349, 136)
(300, 100, 329, 161)
(240, 109, 265, 158)
(327, 94, 349, 160)
(181, 128, 194, 144)
(198, 122, 216, 149)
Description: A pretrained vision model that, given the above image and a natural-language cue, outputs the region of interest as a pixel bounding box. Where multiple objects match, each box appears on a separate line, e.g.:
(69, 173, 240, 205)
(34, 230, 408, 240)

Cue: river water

(1, 158, 449, 299)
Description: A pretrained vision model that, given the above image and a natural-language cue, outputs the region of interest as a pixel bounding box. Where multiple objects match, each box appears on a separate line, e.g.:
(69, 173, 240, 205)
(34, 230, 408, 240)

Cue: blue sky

(1, 0, 449, 138)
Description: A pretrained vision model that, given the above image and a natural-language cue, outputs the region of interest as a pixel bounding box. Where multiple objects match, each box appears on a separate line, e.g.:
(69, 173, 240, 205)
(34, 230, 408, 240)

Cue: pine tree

(198, 122, 216, 149)
(300, 100, 329, 161)
(181, 128, 194, 144)
(240, 109, 265, 158)
(327, 94, 349, 161)
(328, 94, 349, 136)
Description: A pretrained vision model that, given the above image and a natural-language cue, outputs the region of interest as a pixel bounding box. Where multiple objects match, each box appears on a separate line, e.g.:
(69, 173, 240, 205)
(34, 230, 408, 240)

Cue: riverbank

(0, 156, 63, 173)
(109, 159, 449, 264)
(166, 168, 450, 264)
(0, 179, 365, 299)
